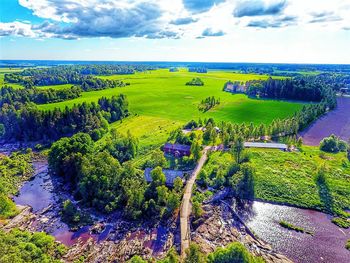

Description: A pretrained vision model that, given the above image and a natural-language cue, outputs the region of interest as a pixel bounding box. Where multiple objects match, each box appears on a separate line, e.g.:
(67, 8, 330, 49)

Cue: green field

(35, 69, 302, 148)
(204, 147, 350, 214)
(0, 68, 24, 89)
(249, 147, 350, 214)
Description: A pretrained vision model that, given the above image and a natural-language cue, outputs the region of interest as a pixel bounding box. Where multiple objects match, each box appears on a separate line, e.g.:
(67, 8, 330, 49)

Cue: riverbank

(193, 199, 350, 263)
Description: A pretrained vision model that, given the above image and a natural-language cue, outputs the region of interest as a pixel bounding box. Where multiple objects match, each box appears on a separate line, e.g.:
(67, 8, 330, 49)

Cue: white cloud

(0, 21, 36, 37)
(0, 0, 348, 40)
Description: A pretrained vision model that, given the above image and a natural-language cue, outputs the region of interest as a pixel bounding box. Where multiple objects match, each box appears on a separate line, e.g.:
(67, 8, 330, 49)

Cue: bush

(332, 217, 350, 228)
(0, 229, 66, 262)
(208, 242, 264, 263)
(320, 134, 348, 153)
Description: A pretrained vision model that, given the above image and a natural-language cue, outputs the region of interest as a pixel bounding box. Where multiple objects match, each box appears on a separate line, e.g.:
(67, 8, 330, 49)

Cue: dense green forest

(246, 76, 336, 102)
(4, 64, 154, 86)
(0, 94, 129, 141)
(48, 132, 184, 219)
(0, 229, 66, 262)
(0, 85, 82, 105)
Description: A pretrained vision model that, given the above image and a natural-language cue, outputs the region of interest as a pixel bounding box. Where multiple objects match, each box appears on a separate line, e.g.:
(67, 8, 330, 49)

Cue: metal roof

(144, 168, 191, 185)
(244, 142, 288, 150)
(164, 143, 191, 152)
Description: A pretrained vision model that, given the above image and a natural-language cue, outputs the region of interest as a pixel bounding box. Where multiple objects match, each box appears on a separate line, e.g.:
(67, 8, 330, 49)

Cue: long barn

(244, 142, 288, 151)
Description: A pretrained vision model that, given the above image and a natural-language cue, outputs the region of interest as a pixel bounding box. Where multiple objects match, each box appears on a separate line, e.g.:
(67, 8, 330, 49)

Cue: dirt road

(180, 146, 211, 258)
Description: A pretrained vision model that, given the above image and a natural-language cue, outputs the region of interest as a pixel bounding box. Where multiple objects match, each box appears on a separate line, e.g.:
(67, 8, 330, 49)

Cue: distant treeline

(0, 94, 129, 141)
(5, 70, 128, 88)
(188, 67, 207, 73)
(245, 75, 337, 103)
(23, 64, 153, 76)
(0, 86, 81, 105)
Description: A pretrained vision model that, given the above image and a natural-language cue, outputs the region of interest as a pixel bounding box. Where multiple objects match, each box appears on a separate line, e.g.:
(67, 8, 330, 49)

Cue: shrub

(332, 217, 350, 228)
(208, 242, 264, 263)
(320, 134, 348, 153)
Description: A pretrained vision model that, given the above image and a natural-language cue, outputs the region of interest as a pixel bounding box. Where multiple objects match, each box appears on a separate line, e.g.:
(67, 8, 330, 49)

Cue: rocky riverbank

(191, 202, 292, 263)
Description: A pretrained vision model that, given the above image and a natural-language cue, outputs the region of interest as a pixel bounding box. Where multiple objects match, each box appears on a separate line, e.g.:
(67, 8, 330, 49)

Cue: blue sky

(0, 0, 350, 63)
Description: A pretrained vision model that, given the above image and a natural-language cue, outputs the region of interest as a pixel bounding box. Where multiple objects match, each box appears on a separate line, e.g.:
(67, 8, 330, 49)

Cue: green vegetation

(346, 240, 350, 250)
(279, 221, 313, 235)
(208, 242, 264, 263)
(0, 229, 66, 262)
(320, 134, 348, 153)
(249, 146, 350, 215)
(186, 77, 204, 86)
(198, 96, 220, 112)
(331, 217, 350, 229)
(61, 200, 92, 229)
(48, 133, 183, 219)
(0, 152, 33, 219)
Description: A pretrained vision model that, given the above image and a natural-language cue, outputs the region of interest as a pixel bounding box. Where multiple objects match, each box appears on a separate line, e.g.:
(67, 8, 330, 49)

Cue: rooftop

(144, 168, 191, 185)
(244, 142, 288, 150)
(164, 143, 191, 152)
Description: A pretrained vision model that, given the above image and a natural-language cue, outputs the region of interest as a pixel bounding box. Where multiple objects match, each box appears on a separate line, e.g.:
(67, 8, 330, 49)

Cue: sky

(0, 0, 350, 64)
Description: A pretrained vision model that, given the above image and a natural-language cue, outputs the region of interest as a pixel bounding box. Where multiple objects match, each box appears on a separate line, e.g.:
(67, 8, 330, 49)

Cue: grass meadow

(35, 69, 303, 149)
(249, 146, 350, 214)
(205, 147, 350, 214)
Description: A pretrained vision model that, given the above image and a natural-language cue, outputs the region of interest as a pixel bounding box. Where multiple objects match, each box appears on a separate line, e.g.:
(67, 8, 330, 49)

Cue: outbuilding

(163, 143, 191, 157)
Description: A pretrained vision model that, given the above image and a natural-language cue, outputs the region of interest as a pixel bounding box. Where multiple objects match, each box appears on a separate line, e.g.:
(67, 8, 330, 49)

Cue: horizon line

(1, 59, 350, 66)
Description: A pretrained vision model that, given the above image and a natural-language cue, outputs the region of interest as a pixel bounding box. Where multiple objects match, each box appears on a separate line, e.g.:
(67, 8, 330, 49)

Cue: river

(235, 201, 350, 263)
(301, 97, 350, 146)
(12, 158, 95, 246)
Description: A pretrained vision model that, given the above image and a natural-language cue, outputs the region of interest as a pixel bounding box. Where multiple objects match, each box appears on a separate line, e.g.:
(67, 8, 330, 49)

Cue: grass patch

(332, 217, 350, 229)
(346, 240, 350, 250)
(249, 146, 350, 214)
(279, 220, 313, 235)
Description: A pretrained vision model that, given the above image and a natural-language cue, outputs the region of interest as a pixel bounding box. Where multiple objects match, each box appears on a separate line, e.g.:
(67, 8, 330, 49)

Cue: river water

(236, 201, 350, 263)
(301, 97, 350, 146)
(12, 159, 95, 246)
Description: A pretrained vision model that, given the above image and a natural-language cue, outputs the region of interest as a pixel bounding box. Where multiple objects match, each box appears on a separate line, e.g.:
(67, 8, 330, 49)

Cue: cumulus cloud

(201, 28, 225, 37)
(247, 15, 297, 28)
(1, 0, 349, 40)
(233, 0, 287, 17)
(14, 0, 178, 39)
(183, 0, 225, 13)
(0, 21, 36, 37)
(309, 11, 342, 23)
(170, 17, 198, 25)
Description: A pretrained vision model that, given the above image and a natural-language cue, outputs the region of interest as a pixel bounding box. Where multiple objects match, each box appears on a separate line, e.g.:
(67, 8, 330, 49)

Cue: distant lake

(301, 97, 350, 146)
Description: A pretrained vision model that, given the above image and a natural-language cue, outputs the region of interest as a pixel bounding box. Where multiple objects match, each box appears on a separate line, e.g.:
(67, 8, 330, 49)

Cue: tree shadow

(315, 171, 334, 214)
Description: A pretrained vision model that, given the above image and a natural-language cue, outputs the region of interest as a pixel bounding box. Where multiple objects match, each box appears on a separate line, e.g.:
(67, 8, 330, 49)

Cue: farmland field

(34, 69, 303, 149)
(0, 68, 24, 89)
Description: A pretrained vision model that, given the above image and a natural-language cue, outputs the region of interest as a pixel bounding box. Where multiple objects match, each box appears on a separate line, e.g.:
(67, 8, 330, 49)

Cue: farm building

(163, 143, 191, 157)
(224, 81, 247, 93)
(244, 142, 288, 151)
(144, 168, 190, 186)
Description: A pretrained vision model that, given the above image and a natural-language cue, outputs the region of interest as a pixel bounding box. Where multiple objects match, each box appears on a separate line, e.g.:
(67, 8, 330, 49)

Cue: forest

(48, 132, 184, 219)
(0, 94, 129, 141)
(246, 76, 336, 102)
